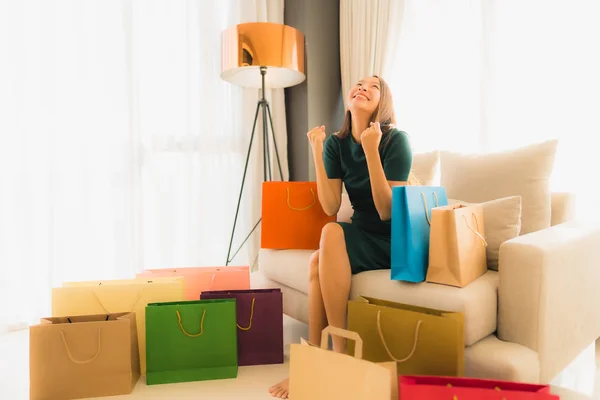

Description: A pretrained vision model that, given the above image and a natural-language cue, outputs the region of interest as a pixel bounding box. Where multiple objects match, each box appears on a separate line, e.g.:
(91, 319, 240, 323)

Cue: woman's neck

(351, 112, 370, 143)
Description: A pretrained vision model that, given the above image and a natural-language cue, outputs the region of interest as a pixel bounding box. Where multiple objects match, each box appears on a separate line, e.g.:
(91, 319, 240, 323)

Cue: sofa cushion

(449, 196, 522, 271)
(440, 140, 558, 235)
(259, 248, 498, 347)
(260, 248, 313, 294)
(412, 150, 439, 185)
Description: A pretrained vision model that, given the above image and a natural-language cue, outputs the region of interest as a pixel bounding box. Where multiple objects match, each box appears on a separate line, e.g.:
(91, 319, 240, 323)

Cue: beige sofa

(251, 144, 600, 384)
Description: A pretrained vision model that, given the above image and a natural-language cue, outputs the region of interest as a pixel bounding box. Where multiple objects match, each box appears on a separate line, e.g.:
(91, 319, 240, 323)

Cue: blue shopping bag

(391, 186, 448, 282)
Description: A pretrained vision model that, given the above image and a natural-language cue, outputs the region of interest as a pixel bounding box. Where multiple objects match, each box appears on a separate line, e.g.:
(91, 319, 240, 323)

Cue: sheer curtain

(388, 0, 600, 219)
(0, 0, 279, 333)
(339, 0, 405, 108)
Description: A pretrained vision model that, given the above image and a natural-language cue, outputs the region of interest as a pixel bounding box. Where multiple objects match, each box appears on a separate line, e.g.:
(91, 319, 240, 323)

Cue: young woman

(269, 76, 413, 399)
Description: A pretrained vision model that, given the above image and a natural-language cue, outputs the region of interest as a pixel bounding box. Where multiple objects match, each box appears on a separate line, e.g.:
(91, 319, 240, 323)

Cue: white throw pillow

(441, 140, 557, 235)
(412, 150, 439, 186)
(449, 196, 522, 271)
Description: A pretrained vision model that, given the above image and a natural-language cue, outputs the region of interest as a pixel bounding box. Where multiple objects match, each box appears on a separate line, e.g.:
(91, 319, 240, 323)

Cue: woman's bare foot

(268, 377, 289, 398)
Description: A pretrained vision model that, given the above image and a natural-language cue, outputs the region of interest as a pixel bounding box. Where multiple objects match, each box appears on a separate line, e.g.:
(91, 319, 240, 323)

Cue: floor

(1, 316, 599, 399)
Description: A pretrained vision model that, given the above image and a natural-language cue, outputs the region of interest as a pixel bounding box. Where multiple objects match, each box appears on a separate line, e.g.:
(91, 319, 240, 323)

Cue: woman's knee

(320, 222, 344, 247)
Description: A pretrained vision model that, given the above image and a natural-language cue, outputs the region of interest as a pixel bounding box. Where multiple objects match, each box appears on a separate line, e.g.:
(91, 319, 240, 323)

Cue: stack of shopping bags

(29, 265, 285, 399)
(391, 185, 488, 287)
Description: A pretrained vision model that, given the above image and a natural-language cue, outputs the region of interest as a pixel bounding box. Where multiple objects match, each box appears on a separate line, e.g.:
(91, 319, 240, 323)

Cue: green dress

(323, 128, 413, 274)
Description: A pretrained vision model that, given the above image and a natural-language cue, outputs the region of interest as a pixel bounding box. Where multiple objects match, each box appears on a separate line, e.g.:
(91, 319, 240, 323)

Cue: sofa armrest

(498, 221, 600, 383)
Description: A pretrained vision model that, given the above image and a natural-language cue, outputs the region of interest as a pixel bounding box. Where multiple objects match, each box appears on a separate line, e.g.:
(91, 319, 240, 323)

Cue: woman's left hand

(361, 121, 382, 154)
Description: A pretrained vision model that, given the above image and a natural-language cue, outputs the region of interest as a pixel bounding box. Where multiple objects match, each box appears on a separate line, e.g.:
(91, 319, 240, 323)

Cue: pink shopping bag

(137, 266, 250, 300)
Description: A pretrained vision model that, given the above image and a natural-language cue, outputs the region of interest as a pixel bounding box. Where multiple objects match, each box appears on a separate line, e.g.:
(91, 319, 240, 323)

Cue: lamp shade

(221, 22, 305, 89)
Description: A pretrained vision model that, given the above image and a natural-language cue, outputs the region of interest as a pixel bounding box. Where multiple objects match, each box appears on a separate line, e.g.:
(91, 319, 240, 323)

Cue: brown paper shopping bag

(30, 312, 140, 400)
(52, 277, 185, 375)
(289, 326, 392, 400)
(347, 296, 464, 377)
(426, 204, 488, 287)
(297, 337, 398, 400)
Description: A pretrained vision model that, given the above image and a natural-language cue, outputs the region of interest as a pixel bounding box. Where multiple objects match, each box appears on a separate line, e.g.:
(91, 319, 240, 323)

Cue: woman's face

(348, 76, 381, 115)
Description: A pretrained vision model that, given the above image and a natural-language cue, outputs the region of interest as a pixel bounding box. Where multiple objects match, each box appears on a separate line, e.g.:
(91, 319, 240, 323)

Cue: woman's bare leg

(318, 222, 352, 353)
(269, 251, 325, 398)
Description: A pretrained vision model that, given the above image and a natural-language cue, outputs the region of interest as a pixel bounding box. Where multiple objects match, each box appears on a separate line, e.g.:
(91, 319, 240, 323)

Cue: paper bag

(145, 299, 238, 385)
(347, 296, 464, 376)
(391, 186, 449, 282)
(289, 326, 392, 400)
(52, 277, 185, 375)
(426, 204, 488, 287)
(261, 181, 336, 249)
(137, 266, 250, 300)
(29, 312, 140, 400)
(200, 289, 283, 366)
(399, 375, 560, 399)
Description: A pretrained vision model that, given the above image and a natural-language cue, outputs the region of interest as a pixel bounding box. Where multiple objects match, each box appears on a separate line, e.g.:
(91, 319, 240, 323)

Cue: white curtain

(0, 0, 286, 334)
(387, 0, 600, 220)
(339, 0, 405, 108)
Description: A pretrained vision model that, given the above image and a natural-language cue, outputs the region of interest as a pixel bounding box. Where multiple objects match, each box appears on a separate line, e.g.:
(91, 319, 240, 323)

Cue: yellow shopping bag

(347, 296, 464, 377)
(52, 277, 185, 375)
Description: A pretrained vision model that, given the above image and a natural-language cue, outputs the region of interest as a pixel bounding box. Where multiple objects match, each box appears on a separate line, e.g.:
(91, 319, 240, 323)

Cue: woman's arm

(364, 152, 399, 220)
(362, 123, 412, 220)
(308, 126, 342, 216)
(313, 150, 342, 216)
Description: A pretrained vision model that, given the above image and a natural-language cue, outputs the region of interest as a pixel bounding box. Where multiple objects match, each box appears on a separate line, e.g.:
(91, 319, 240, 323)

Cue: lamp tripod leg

(226, 101, 261, 266)
(266, 102, 284, 181)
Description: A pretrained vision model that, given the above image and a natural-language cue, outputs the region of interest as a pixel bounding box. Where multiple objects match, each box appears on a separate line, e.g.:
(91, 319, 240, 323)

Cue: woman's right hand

(307, 125, 326, 153)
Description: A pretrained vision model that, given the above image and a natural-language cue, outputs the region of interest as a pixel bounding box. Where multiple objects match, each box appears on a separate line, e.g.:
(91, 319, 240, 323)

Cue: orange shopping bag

(137, 266, 250, 300)
(261, 182, 336, 250)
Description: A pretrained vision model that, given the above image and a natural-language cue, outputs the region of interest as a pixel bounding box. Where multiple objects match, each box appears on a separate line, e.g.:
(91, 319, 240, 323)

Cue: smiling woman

(269, 75, 413, 399)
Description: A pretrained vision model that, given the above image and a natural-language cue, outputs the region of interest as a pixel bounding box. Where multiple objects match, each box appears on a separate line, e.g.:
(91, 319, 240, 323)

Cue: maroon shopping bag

(200, 288, 284, 366)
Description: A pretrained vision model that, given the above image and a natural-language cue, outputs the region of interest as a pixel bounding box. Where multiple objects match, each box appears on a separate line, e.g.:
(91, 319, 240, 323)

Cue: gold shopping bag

(347, 296, 464, 377)
(289, 326, 392, 400)
(52, 277, 185, 375)
(426, 203, 488, 287)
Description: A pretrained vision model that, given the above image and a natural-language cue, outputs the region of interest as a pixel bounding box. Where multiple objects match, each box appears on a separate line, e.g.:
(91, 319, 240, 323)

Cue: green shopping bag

(145, 299, 238, 385)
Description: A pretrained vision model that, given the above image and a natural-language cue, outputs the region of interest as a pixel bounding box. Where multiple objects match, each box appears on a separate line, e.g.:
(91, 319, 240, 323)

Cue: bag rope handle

(176, 309, 207, 338)
(92, 289, 144, 315)
(60, 329, 102, 364)
(286, 187, 316, 211)
(462, 214, 488, 246)
(446, 384, 505, 400)
(237, 297, 256, 331)
(420, 192, 439, 226)
(376, 311, 422, 362)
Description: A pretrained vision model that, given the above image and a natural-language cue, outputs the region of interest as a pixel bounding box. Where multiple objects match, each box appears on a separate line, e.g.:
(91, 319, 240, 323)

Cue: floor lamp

(220, 22, 306, 265)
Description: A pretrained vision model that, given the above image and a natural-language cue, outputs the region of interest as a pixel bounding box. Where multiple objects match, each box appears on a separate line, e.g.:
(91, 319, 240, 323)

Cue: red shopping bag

(261, 182, 335, 250)
(399, 375, 559, 400)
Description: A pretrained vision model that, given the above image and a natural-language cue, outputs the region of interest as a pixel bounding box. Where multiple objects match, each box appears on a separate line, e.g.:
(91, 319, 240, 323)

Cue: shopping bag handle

(237, 297, 256, 331)
(420, 192, 439, 226)
(92, 289, 144, 314)
(320, 326, 363, 359)
(446, 383, 506, 400)
(176, 309, 207, 338)
(463, 214, 487, 246)
(60, 329, 102, 364)
(377, 311, 422, 363)
(287, 187, 316, 211)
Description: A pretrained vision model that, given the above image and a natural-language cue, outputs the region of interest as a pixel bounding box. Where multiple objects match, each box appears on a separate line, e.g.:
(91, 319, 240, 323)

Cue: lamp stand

(226, 66, 283, 265)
